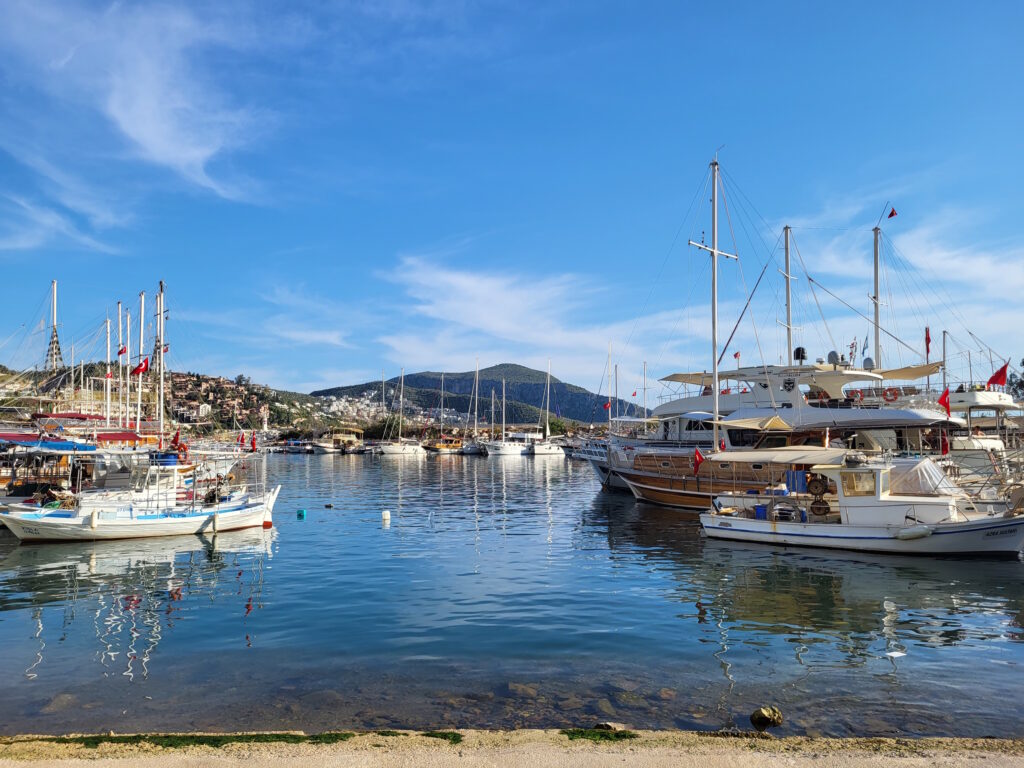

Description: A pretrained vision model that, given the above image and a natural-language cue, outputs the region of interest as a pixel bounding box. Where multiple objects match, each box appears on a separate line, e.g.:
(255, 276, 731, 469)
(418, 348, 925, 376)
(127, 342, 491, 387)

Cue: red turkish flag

(925, 327, 931, 357)
(117, 345, 127, 356)
(938, 387, 950, 418)
(129, 357, 149, 376)
(887, 207, 897, 218)
(987, 361, 1009, 389)
(603, 402, 611, 410)
(693, 447, 705, 474)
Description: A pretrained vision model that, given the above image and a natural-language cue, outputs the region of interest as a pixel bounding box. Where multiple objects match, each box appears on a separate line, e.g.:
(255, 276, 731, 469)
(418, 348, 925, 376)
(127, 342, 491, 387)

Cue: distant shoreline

(1, 730, 1022, 766)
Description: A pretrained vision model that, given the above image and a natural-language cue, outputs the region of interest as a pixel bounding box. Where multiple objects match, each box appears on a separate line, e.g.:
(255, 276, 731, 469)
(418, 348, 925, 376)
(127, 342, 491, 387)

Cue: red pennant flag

(733, 351, 741, 360)
(693, 447, 705, 474)
(631, 390, 637, 397)
(603, 401, 611, 410)
(251, 431, 257, 452)
(104, 371, 113, 379)
(987, 361, 1009, 389)
(129, 357, 149, 376)
(162, 344, 169, 354)
(938, 387, 950, 418)
(887, 207, 897, 218)
(117, 345, 127, 356)
(924, 327, 931, 357)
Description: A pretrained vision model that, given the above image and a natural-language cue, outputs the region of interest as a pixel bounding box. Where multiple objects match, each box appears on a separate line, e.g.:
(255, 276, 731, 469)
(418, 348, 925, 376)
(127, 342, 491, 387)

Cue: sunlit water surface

(0, 454, 1021, 736)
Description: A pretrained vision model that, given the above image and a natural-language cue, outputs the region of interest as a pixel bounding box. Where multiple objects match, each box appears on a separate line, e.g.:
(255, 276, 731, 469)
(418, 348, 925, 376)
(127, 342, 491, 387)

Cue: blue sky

(1, 1, 1022, 397)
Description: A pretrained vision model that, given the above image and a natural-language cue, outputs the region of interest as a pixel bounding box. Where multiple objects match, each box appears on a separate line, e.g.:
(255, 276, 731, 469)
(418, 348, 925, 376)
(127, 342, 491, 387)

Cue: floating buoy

(325, 503, 334, 509)
(381, 510, 391, 521)
(297, 509, 307, 520)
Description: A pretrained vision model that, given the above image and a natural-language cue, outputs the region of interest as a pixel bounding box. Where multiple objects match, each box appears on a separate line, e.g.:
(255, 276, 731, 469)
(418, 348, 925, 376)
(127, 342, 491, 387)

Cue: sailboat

(531, 360, 563, 455)
(460, 360, 485, 455)
(481, 379, 529, 455)
(378, 369, 425, 455)
(423, 372, 463, 453)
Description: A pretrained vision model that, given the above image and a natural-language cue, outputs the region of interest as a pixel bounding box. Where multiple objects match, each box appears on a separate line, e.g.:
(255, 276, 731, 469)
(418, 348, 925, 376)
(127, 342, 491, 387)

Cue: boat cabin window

(726, 429, 759, 448)
(683, 420, 710, 432)
(840, 471, 876, 497)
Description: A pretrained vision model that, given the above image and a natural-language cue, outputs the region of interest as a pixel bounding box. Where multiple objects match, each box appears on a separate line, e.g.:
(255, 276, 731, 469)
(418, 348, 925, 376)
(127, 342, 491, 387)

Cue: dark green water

(0, 453, 1021, 736)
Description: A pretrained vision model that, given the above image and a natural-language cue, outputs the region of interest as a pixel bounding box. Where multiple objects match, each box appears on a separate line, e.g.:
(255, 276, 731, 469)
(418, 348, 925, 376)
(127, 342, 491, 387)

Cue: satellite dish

(863, 357, 875, 370)
(793, 346, 807, 362)
(827, 350, 840, 365)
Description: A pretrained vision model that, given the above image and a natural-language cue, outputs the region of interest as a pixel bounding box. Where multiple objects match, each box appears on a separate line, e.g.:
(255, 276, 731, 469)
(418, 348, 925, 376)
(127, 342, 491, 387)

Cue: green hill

(311, 363, 646, 424)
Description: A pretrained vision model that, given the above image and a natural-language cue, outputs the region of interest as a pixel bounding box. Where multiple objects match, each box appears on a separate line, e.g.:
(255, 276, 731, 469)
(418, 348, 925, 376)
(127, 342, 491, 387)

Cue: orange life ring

(882, 387, 899, 402)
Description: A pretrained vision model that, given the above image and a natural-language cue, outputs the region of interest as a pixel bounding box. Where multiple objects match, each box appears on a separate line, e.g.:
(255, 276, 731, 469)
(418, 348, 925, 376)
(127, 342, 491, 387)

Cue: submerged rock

(40, 693, 77, 714)
(750, 705, 784, 732)
(595, 698, 617, 717)
(657, 687, 677, 701)
(506, 682, 538, 699)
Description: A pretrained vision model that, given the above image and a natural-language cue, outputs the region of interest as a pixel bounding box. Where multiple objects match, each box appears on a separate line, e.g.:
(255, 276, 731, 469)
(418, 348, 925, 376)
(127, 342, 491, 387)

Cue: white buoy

(381, 510, 391, 521)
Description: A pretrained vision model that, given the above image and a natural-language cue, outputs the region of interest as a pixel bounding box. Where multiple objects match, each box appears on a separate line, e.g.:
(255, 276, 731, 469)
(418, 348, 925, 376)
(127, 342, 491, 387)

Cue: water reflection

(0, 530, 273, 681)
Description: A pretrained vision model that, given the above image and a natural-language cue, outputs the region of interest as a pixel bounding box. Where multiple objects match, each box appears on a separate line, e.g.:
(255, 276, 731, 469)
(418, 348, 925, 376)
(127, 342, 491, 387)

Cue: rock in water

(750, 705, 784, 731)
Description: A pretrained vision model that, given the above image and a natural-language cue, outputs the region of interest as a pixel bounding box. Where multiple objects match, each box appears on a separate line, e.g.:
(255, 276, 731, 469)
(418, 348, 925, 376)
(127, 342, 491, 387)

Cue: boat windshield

(889, 458, 959, 496)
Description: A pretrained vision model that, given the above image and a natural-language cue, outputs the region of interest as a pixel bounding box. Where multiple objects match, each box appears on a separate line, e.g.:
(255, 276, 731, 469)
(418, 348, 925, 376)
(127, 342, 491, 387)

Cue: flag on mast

(938, 387, 951, 418)
(987, 361, 1009, 389)
(887, 207, 898, 219)
(925, 327, 931, 357)
(129, 357, 149, 376)
(693, 447, 705, 474)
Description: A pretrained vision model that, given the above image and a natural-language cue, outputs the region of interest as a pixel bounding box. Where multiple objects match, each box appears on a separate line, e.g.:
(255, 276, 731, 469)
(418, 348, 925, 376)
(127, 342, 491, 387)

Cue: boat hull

(699, 512, 1024, 556)
(1, 487, 280, 542)
(378, 443, 425, 455)
(482, 442, 528, 455)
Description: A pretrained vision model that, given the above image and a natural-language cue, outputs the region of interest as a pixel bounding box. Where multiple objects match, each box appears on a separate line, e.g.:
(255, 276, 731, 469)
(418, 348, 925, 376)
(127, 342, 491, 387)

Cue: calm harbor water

(0, 453, 1022, 737)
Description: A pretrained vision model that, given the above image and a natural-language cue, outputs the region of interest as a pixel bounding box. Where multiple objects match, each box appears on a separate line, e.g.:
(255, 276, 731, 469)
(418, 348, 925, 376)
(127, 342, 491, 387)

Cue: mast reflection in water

(0, 454, 1020, 737)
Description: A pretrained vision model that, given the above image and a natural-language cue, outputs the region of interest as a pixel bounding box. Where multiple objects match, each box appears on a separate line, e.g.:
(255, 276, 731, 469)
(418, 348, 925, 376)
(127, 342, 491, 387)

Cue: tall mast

(136, 291, 145, 431)
(125, 309, 131, 427)
(607, 343, 612, 437)
(643, 361, 647, 417)
(491, 388, 495, 438)
(872, 226, 881, 370)
(688, 158, 736, 452)
(614, 363, 619, 419)
(440, 372, 445, 432)
(69, 340, 75, 411)
(942, 330, 947, 392)
(381, 369, 385, 415)
(545, 359, 551, 439)
(474, 358, 479, 438)
(117, 302, 124, 427)
(158, 281, 165, 437)
(398, 368, 404, 440)
(502, 378, 506, 442)
(105, 316, 111, 425)
(784, 225, 793, 366)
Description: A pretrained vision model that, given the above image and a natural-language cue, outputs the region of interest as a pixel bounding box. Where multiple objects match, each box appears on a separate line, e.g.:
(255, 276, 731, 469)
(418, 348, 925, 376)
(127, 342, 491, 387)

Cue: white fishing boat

(378, 369, 425, 455)
(1, 454, 280, 542)
(700, 448, 1024, 556)
(482, 380, 528, 455)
